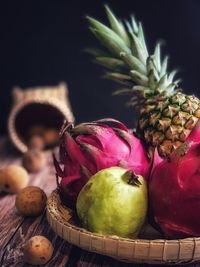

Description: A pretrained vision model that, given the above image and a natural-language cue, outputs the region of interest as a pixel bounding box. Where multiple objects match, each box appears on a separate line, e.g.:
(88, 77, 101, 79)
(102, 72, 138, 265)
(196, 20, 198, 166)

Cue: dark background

(1, 0, 200, 134)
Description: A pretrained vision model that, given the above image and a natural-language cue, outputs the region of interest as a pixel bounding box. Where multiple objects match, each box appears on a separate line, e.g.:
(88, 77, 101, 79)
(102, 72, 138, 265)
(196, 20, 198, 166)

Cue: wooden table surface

(0, 137, 200, 267)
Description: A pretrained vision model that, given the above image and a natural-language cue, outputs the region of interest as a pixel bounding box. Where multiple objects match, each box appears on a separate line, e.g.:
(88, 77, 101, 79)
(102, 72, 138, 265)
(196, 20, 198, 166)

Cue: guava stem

(122, 170, 141, 187)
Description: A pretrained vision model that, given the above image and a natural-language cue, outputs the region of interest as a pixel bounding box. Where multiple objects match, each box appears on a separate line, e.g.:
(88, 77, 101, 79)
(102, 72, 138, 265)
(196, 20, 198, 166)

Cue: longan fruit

(23, 235, 53, 265)
(28, 125, 45, 138)
(0, 165, 29, 193)
(43, 128, 59, 146)
(28, 135, 45, 151)
(22, 150, 46, 173)
(15, 186, 47, 216)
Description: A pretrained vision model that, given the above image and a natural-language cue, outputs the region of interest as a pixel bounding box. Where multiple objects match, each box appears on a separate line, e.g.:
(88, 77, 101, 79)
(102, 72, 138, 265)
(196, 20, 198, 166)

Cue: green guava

(76, 166, 147, 238)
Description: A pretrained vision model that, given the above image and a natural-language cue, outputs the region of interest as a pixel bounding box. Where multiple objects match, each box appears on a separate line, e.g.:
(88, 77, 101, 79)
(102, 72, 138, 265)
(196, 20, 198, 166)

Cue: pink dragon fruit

(149, 120, 200, 175)
(149, 141, 200, 238)
(54, 118, 150, 206)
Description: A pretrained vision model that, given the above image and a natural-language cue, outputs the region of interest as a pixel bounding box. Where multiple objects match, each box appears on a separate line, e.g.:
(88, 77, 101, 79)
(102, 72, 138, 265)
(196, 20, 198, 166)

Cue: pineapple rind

(138, 92, 200, 157)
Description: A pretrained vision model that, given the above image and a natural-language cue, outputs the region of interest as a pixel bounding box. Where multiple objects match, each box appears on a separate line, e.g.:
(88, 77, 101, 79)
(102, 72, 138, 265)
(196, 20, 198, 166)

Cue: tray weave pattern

(47, 190, 200, 264)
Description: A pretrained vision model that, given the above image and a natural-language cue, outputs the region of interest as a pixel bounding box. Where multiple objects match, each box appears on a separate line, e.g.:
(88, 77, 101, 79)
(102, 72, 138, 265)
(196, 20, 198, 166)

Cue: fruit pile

(54, 5, 200, 239)
(0, 139, 52, 265)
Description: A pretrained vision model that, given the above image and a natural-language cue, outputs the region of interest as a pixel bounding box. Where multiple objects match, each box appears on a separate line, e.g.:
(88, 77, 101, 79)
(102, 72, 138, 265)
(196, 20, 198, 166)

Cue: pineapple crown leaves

(86, 5, 181, 107)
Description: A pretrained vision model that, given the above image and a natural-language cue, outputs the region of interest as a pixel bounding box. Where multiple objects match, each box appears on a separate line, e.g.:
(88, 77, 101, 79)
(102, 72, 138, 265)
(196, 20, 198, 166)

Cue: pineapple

(86, 5, 200, 158)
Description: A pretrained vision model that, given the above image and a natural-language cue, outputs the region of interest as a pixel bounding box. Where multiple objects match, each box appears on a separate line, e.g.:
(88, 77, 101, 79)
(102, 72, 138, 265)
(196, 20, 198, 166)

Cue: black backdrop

(1, 0, 200, 134)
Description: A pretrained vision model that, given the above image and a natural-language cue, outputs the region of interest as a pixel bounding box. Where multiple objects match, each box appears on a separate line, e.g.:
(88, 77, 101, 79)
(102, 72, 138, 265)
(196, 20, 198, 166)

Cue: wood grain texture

(0, 137, 200, 267)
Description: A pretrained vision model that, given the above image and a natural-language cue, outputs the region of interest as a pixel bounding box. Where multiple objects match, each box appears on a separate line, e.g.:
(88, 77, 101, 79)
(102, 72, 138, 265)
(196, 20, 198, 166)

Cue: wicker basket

(8, 82, 74, 152)
(46, 190, 200, 264)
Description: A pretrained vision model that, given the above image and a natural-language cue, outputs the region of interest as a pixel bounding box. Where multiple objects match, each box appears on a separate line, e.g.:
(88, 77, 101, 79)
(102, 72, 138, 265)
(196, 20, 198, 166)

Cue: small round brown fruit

(23, 235, 53, 265)
(15, 186, 47, 216)
(0, 165, 29, 193)
(43, 128, 59, 147)
(22, 150, 46, 173)
(28, 135, 45, 151)
(28, 125, 45, 138)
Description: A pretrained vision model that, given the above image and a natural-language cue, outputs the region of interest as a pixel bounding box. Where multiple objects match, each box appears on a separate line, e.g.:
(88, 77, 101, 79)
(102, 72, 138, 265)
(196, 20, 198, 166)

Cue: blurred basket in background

(8, 82, 74, 152)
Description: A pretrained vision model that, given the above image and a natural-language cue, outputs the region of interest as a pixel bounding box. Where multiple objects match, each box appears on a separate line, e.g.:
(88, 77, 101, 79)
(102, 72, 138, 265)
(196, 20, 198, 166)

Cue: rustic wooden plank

(75, 250, 112, 267)
(0, 194, 24, 248)
(0, 213, 73, 267)
(0, 139, 26, 251)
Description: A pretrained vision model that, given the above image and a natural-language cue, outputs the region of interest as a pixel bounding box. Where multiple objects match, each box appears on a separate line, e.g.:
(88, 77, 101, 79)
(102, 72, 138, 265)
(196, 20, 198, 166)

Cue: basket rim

(47, 189, 200, 264)
(47, 189, 200, 244)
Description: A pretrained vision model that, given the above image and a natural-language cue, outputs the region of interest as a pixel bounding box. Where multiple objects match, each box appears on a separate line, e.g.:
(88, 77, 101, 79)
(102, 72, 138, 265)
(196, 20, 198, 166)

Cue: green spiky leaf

(95, 57, 126, 69)
(130, 70, 148, 86)
(112, 88, 134, 95)
(104, 72, 132, 84)
(86, 5, 181, 106)
(154, 43, 161, 72)
(129, 31, 148, 64)
(84, 47, 109, 57)
(120, 52, 146, 74)
(160, 56, 169, 77)
(168, 70, 178, 83)
(138, 22, 148, 55)
(105, 5, 130, 47)
(130, 15, 138, 33)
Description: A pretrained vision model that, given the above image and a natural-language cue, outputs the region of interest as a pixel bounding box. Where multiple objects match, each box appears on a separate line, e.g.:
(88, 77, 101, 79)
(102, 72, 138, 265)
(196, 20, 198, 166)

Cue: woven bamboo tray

(47, 190, 200, 264)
